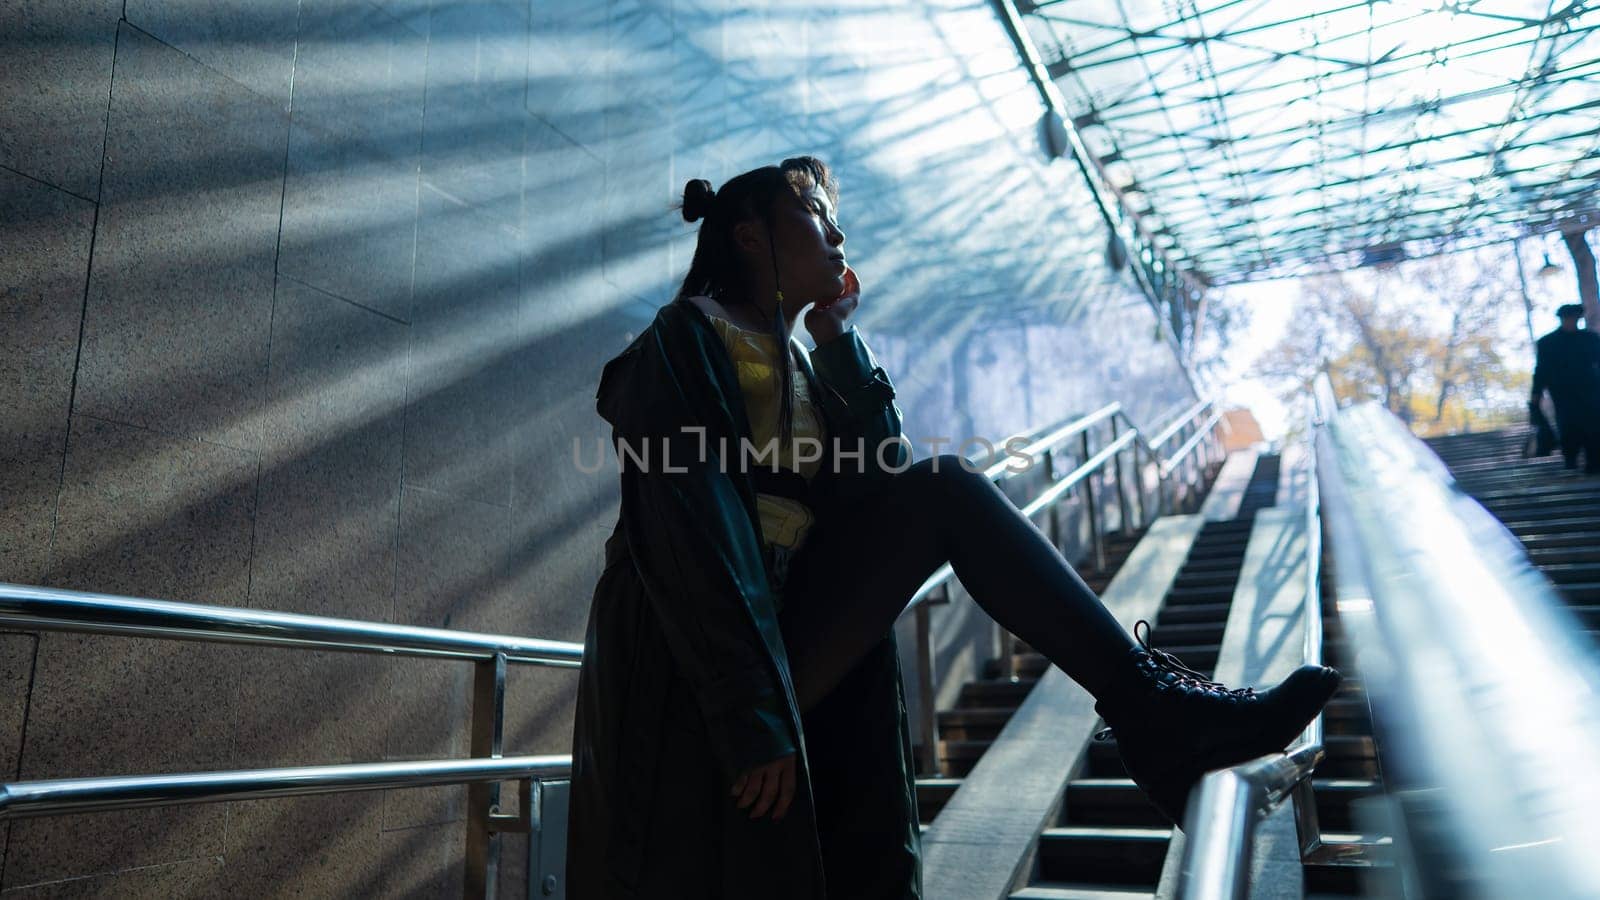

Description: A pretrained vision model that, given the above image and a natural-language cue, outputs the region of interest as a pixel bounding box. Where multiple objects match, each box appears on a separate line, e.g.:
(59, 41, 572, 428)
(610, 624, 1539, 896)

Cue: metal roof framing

(1009, 0, 1600, 283)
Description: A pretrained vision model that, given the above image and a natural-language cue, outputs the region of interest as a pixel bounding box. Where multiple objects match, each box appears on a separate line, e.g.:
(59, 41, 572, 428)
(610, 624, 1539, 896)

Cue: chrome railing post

(1132, 437, 1150, 528)
(466, 652, 510, 899)
(914, 592, 940, 776)
(996, 621, 1018, 682)
(1080, 430, 1105, 572)
(1110, 416, 1133, 535)
(1042, 448, 1061, 546)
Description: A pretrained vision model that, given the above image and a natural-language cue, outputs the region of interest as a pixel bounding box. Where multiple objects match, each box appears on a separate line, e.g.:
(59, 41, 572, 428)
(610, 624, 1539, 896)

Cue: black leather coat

(567, 298, 920, 899)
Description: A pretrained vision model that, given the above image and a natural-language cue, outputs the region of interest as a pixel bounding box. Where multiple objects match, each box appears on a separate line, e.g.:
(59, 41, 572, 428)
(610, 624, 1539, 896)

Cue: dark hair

(674, 157, 839, 445)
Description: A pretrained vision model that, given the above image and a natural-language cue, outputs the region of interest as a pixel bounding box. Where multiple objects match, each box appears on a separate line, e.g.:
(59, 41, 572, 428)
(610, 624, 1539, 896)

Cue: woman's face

(770, 181, 847, 313)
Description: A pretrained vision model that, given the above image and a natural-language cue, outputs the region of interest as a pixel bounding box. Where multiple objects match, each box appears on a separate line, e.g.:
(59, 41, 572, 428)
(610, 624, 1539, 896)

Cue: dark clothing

(569, 298, 917, 900)
(1533, 329, 1600, 470)
(1554, 404, 1600, 472)
(571, 299, 1141, 899)
(779, 452, 1135, 899)
(1528, 402, 1557, 457)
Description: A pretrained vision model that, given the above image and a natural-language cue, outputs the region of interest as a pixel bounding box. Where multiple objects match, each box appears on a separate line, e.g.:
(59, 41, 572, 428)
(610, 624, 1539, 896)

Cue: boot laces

(1133, 620, 1255, 698)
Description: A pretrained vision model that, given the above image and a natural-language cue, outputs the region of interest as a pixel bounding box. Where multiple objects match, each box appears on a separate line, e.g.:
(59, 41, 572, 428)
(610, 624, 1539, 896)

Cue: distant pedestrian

(1531, 304, 1600, 473)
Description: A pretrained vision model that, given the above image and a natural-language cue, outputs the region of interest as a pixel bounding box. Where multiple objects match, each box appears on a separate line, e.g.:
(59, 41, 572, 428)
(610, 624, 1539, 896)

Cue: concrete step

(1555, 582, 1600, 603)
(939, 739, 992, 777)
(1527, 547, 1600, 566)
(1063, 778, 1167, 828)
(1164, 584, 1236, 605)
(1336, 677, 1366, 698)
(1186, 536, 1250, 552)
(1036, 827, 1170, 886)
(1174, 554, 1248, 572)
(1456, 470, 1597, 491)
(1453, 466, 1578, 484)
(958, 678, 1038, 708)
(1531, 562, 1600, 585)
(1189, 539, 1251, 553)
(1313, 778, 1383, 832)
(1146, 621, 1226, 646)
(1304, 854, 1400, 894)
(938, 706, 1018, 742)
(1466, 481, 1600, 504)
(915, 777, 962, 822)
(1566, 604, 1600, 626)
(1314, 735, 1380, 779)
(1480, 498, 1600, 520)
(1321, 697, 1375, 734)
(1155, 602, 1232, 625)
(983, 653, 1052, 680)
(1011, 885, 1156, 900)
(1504, 515, 1600, 535)
(1520, 531, 1600, 550)
(1172, 569, 1241, 589)
(1203, 514, 1260, 528)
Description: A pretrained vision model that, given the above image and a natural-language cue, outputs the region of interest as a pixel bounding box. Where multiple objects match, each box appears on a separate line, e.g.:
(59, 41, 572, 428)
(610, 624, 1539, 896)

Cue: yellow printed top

(705, 314, 826, 552)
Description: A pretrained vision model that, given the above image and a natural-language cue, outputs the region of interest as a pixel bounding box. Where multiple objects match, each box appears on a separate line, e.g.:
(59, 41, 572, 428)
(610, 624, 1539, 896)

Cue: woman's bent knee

(905, 453, 992, 493)
(909, 453, 975, 473)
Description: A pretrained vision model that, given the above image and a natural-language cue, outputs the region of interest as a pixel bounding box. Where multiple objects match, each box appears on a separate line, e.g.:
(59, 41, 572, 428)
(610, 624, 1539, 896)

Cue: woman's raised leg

(779, 453, 1341, 826)
(779, 454, 1137, 713)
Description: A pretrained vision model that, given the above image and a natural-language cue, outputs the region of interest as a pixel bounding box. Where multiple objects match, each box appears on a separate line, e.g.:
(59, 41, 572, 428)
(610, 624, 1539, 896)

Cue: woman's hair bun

(682, 178, 715, 223)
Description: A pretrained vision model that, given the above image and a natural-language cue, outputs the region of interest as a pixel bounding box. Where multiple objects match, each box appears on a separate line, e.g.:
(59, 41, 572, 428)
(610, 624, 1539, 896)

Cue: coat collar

(673, 297, 840, 446)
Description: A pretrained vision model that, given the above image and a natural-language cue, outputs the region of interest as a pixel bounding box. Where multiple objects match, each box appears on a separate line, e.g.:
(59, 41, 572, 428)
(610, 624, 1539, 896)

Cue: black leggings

(778, 454, 1137, 713)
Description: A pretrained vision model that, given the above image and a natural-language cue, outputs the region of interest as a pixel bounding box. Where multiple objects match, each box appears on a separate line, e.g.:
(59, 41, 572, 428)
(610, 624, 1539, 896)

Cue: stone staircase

(1424, 428, 1600, 645)
(1009, 455, 1282, 898)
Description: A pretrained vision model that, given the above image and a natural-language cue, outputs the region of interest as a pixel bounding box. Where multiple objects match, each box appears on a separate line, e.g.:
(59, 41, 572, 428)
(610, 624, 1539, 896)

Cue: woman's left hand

(804, 266, 860, 345)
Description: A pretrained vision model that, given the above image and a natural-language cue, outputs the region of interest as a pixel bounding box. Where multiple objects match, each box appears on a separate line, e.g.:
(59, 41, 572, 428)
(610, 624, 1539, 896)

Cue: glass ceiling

(1018, 0, 1600, 284)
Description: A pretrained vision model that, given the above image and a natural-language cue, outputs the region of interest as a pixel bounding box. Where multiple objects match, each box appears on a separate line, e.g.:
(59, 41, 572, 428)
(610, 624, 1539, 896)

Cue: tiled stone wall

(1, 0, 1194, 894)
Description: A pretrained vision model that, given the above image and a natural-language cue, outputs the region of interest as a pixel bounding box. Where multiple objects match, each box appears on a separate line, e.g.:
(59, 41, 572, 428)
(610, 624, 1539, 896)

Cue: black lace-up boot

(1092, 620, 1341, 827)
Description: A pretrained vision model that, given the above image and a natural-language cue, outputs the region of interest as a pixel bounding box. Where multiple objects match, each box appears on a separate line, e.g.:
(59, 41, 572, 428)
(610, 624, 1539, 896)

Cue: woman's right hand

(804, 266, 860, 345)
(731, 752, 796, 821)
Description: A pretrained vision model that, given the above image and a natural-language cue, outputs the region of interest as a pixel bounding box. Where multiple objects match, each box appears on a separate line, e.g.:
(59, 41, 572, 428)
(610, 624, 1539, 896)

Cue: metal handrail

(1158, 408, 1226, 478)
(1020, 430, 1139, 518)
(992, 402, 1123, 477)
(1179, 743, 1327, 899)
(0, 582, 584, 667)
(1182, 369, 1600, 898)
(1114, 409, 1162, 458)
(0, 756, 572, 820)
(0, 581, 582, 898)
(1315, 401, 1600, 896)
(1176, 393, 1328, 900)
(1148, 398, 1213, 449)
